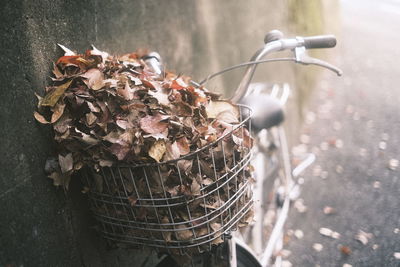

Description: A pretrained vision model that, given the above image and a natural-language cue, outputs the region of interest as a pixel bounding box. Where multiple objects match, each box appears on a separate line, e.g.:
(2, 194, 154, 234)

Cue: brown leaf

(164, 141, 181, 161)
(148, 88, 170, 106)
(149, 140, 166, 162)
(81, 68, 105, 90)
(86, 112, 97, 125)
(191, 179, 201, 196)
(52, 63, 64, 79)
(57, 44, 76, 56)
(87, 101, 100, 113)
(206, 100, 239, 123)
(177, 159, 193, 174)
(34, 111, 50, 124)
(89, 45, 109, 62)
(109, 143, 131, 161)
(41, 80, 73, 107)
(117, 81, 135, 100)
(51, 103, 66, 123)
(74, 128, 100, 145)
(58, 153, 73, 173)
(176, 137, 190, 155)
(170, 78, 187, 90)
(175, 224, 194, 241)
(140, 113, 169, 134)
(339, 245, 352, 255)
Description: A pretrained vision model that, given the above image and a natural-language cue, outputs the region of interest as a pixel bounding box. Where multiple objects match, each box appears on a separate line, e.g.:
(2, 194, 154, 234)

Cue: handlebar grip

(303, 35, 337, 49)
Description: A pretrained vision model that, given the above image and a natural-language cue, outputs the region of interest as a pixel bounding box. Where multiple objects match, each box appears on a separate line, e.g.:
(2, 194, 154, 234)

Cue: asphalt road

(284, 0, 400, 266)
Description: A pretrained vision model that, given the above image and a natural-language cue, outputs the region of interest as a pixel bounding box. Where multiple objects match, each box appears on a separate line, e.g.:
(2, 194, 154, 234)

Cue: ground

(285, 0, 400, 266)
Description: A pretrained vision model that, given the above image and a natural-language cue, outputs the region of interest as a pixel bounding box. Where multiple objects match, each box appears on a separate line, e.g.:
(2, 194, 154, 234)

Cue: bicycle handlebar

(302, 35, 337, 49)
(230, 30, 340, 102)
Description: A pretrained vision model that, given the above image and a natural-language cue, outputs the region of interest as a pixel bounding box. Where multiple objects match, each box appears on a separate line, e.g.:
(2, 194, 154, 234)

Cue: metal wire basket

(82, 105, 253, 255)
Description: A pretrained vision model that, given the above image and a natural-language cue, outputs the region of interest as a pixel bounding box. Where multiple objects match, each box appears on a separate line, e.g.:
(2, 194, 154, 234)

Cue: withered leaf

(87, 102, 100, 113)
(51, 103, 66, 123)
(34, 111, 50, 124)
(59, 153, 73, 173)
(206, 100, 239, 123)
(117, 81, 135, 100)
(140, 113, 169, 134)
(149, 140, 166, 162)
(86, 112, 97, 125)
(149, 88, 170, 106)
(164, 141, 180, 161)
(170, 78, 187, 90)
(41, 80, 73, 107)
(58, 44, 76, 56)
(175, 224, 194, 241)
(191, 179, 201, 196)
(81, 68, 105, 90)
(176, 137, 190, 155)
(109, 143, 131, 161)
(35, 46, 254, 250)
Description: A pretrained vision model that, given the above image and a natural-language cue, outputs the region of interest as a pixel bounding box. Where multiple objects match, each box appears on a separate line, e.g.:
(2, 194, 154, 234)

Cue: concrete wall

(0, 1, 333, 266)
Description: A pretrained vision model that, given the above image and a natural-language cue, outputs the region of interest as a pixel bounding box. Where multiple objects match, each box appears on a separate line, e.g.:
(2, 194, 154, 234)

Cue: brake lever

(294, 47, 343, 76)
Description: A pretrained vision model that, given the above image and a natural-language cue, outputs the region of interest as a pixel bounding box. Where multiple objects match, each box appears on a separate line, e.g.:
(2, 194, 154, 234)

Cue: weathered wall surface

(0, 1, 333, 266)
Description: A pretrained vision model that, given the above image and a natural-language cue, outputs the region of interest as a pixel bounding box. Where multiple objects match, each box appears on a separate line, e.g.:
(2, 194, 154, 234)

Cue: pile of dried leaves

(34, 45, 254, 251)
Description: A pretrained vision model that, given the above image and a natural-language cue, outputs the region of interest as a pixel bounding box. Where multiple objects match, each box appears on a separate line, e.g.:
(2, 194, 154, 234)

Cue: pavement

(284, 0, 400, 266)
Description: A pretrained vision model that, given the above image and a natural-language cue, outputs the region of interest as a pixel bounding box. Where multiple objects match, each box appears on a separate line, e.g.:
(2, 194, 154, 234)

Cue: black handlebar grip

(303, 35, 337, 49)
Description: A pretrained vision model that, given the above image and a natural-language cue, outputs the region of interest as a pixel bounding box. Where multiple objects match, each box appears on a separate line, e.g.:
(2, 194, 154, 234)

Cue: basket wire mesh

(82, 105, 253, 255)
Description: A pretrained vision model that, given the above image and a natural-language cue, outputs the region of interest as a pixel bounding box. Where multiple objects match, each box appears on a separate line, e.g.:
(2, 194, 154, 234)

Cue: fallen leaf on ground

(355, 230, 373, 245)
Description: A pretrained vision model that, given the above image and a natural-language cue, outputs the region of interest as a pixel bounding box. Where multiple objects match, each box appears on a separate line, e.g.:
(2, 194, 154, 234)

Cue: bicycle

(84, 30, 341, 267)
(146, 29, 342, 267)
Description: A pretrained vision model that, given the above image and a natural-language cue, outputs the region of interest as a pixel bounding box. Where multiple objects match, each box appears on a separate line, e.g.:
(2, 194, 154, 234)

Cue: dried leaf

(164, 142, 181, 161)
(339, 245, 352, 255)
(81, 68, 105, 90)
(86, 112, 97, 125)
(109, 143, 130, 161)
(58, 44, 76, 56)
(149, 88, 170, 106)
(34, 111, 50, 124)
(191, 179, 201, 196)
(149, 140, 166, 162)
(59, 153, 73, 173)
(355, 230, 373, 245)
(206, 100, 239, 123)
(41, 80, 73, 107)
(312, 243, 323, 252)
(117, 81, 135, 100)
(51, 103, 66, 123)
(175, 224, 194, 241)
(140, 113, 169, 134)
(176, 137, 190, 155)
(90, 45, 109, 62)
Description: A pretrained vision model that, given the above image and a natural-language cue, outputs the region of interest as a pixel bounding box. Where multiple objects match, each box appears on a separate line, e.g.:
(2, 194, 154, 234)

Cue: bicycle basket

(82, 105, 254, 255)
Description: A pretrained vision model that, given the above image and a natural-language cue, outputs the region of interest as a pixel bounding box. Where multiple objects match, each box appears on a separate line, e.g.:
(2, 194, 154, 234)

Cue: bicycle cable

(196, 57, 296, 86)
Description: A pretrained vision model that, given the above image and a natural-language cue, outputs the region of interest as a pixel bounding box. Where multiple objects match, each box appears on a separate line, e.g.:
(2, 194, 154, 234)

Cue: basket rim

(114, 104, 252, 168)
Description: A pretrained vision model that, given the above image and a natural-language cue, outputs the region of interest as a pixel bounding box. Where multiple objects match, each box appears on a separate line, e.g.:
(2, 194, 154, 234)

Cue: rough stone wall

(0, 1, 331, 266)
